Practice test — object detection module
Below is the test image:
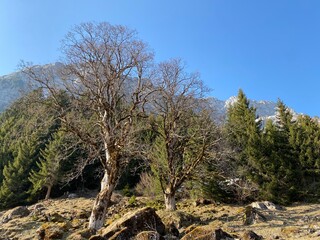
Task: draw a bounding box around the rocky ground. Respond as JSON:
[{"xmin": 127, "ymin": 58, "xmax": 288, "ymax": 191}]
[{"xmin": 0, "ymin": 192, "xmax": 320, "ymax": 239}]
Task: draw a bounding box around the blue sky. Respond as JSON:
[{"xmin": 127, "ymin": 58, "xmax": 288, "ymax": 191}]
[{"xmin": 1, "ymin": 0, "xmax": 320, "ymax": 116}]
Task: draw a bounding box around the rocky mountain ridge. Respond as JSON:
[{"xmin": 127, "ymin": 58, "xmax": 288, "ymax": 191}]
[{"xmin": 0, "ymin": 64, "xmax": 297, "ymax": 123}]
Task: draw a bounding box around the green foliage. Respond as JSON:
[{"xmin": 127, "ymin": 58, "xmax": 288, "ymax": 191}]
[
  {"xmin": 0, "ymin": 90, "xmax": 83, "ymax": 209},
  {"xmin": 220, "ymin": 89, "xmax": 262, "ymax": 202},
  {"xmin": 258, "ymin": 100, "xmax": 301, "ymax": 204},
  {"xmin": 122, "ymin": 184, "xmax": 134, "ymax": 197},
  {"xmin": 28, "ymin": 129, "xmax": 68, "ymax": 199},
  {"xmin": 135, "ymin": 172, "xmax": 162, "ymax": 198},
  {"xmin": 128, "ymin": 195, "xmax": 137, "ymax": 206},
  {"xmin": 0, "ymin": 140, "xmax": 37, "ymax": 208}
]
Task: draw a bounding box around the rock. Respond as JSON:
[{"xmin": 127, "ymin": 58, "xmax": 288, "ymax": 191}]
[
  {"xmin": 75, "ymin": 209, "xmax": 91, "ymax": 219},
  {"xmin": 242, "ymin": 230, "xmax": 262, "ymax": 240},
  {"xmin": 251, "ymin": 201, "xmax": 283, "ymax": 211},
  {"xmin": 243, "ymin": 206, "xmax": 267, "ymax": 225},
  {"xmin": 37, "ymin": 222, "xmax": 66, "ymax": 240},
  {"xmin": 181, "ymin": 227, "xmax": 235, "ymax": 240},
  {"xmin": 29, "ymin": 203, "xmax": 45, "ymax": 211},
  {"xmin": 1, "ymin": 206, "xmax": 30, "ymax": 223},
  {"xmin": 167, "ymin": 222, "xmax": 179, "ymax": 237},
  {"xmin": 263, "ymin": 201, "xmax": 283, "ymax": 210},
  {"xmin": 68, "ymin": 193, "xmax": 78, "ymax": 199},
  {"xmin": 163, "ymin": 235, "xmax": 179, "ymax": 240},
  {"xmin": 157, "ymin": 210, "xmax": 197, "ymax": 229},
  {"xmin": 67, "ymin": 229, "xmax": 96, "ymax": 240},
  {"xmin": 194, "ymin": 198, "xmax": 213, "ymax": 207},
  {"xmin": 111, "ymin": 192, "xmax": 123, "ymax": 204},
  {"xmin": 92, "ymin": 207, "xmax": 165, "ymax": 239},
  {"xmin": 135, "ymin": 231, "xmax": 162, "ymax": 240},
  {"xmin": 251, "ymin": 202, "xmax": 267, "ymax": 210},
  {"xmin": 47, "ymin": 212, "xmax": 66, "ymax": 222}
]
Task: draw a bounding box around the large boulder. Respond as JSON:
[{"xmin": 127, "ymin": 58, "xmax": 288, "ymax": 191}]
[
  {"xmin": 157, "ymin": 210, "xmax": 197, "ymax": 229},
  {"xmin": 37, "ymin": 222, "xmax": 69, "ymax": 240},
  {"xmin": 1, "ymin": 206, "xmax": 30, "ymax": 223},
  {"xmin": 181, "ymin": 227, "xmax": 235, "ymax": 240},
  {"xmin": 91, "ymin": 207, "xmax": 165, "ymax": 239}
]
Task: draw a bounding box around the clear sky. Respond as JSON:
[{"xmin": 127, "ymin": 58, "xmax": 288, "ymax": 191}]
[{"xmin": 1, "ymin": 0, "xmax": 320, "ymax": 116}]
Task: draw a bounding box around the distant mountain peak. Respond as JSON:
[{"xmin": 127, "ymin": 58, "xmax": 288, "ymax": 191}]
[
  {"xmin": 224, "ymin": 96, "xmax": 238, "ymax": 108},
  {"xmin": 0, "ymin": 64, "xmax": 301, "ymax": 124}
]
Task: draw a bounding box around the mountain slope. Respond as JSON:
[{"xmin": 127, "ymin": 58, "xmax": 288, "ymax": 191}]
[
  {"xmin": 0, "ymin": 71, "xmax": 27, "ymax": 112},
  {"xmin": 0, "ymin": 63, "xmax": 63, "ymax": 112},
  {"xmin": 0, "ymin": 64, "xmax": 296, "ymax": 122}
]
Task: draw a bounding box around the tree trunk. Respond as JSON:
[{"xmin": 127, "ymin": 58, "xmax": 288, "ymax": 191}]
[
  {"xmin": 45, "ymin": 185, "xmax": 52, "ymax": 200},
  {"xmin": 164, "ymin": 190, "xmax": 176, "ymax": 210},
  {"xmin": 88, "ymin": 170, "xmax": 115, "ymax": 230}
]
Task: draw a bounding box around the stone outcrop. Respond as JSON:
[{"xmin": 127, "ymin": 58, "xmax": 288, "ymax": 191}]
[
  {"xmin": 37, "ymin": 222, "xmax": 69, "ymax": 240},
  {"xmin": 243, "ymin": 206, "xmax": 267, "ymax": 225},
  {"xmin": 91, "ymin": 207, "xmax": 165, "ymax": 239},
  {"xmin": 1, "ymin": 206, "xmax": 30, "ymax": 223},
  {"xmin": 181, "ymin": 227, "xmax": 235, "ymax": 240},
  {"xmin": 251, "ymin": 201, "xmax": 283, "ymax": 211}
]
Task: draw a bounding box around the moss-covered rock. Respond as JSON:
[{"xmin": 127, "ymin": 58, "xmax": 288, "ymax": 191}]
[{"xmin": 92, "ymin": 207, "xmax": 165, "ymax": 239}]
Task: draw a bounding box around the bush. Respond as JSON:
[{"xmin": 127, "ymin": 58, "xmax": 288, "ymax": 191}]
[
  {"xmin": 128, "ymin": 195, "xmax": 137, "ymax": 206},
  {"xmin": 135, "ymin": 172, "xmax": 162, "ymax": 198}
]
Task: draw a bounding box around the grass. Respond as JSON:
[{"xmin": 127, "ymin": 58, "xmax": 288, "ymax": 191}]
[{"xmin": 0, "ymin": 193, "xmax": 320, "ymax": 239}]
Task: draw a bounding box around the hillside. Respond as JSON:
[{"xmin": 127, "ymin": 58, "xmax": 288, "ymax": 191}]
[
  {"xmin": 0, "ymin": 63, "xmax": 62, "ymax": 112},
  {"xmin": 0, "ymin": 193, "xmax": 320, "ymax": 239},
  {"xmin": 0, "ymin": 71, "xmax": 27, "ymax": 112}
]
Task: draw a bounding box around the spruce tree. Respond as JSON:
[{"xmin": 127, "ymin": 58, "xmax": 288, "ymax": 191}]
[
  {"xmin": 290, "ymin": 115, "xmax": 320, "ymax": 200},
  {"xmin": 29, "ymin": 129, "xmax": 67, "ymax": 200},
  {"xmin": 224, "ymin": 89, "xmax": 262, "ymax": 201},
  {"xmin": 260, "ymin": 100, "xmax": 300, "ymax": 204},
  {"xmin": 0, "ymin": 140, "xmax": 37, "ymax": 208}
]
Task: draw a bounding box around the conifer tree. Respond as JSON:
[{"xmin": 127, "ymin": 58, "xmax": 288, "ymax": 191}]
[
  {"xmin": 260, "ymin": 100, "xmax": 300, "ymax": 204},
  {"xmin": 290, "ymin": 115, "xmax": 320, "ymax": 199},
  {"xmin": 29, "ymin": 129, "xmax": 68, "ymax": 200},
  {"xmin": 0, "ymin": 140, "xmax": 37, "ymax": 208},
  {"xmin": 223, "ymin": 89, "xmax": 262, "ymax": 201}
]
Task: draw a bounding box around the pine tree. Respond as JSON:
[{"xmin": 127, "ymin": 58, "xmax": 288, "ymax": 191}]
[
  {"xmin": 223, "ymin": 89, "xmax": 262, "ymax": 201},
  {"xmin": 0, "ymin": 140, "xmax": 37, "ymax": 208},
  {"xmin": 260, "ymin": 100, "xmax": 300, "ymax": 204},
  {"xmin": 290, "ymin": 115, "xmax": 320, "ymax": 200},
  {"xmin": 29, "ymin": 129, "xmax": 67, "ymax": 200}
]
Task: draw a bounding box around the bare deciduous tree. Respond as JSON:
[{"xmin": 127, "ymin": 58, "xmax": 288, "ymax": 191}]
[
  {"xmin": 149, "ymin": 59, "xmax": 220, "ymax": 210},
  {"xmin": 23, "ymin": 22, "xmax": 154, "ymax": 230}
]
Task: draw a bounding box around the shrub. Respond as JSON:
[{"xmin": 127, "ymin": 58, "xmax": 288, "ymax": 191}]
[{"xmin": 135, "ymin": 172, "xmax": 162, "ymax": 198}]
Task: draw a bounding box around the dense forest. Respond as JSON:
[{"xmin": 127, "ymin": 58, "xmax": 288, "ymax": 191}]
[
  {"xmin": 0, "ymin": 22, "xmax": 320, "ymax": 230},
  {"xmin": 1, "ymin": 88, "xmax": 319, "ymax": 208}
]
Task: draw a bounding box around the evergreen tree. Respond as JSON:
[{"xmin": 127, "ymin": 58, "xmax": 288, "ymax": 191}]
[
  {"xmin": 0, "ymin": 140, "xmax": 37, "ymax": 208},
  {"xmin": 223, "ymin": 89, "xmax": 262, "ymax": 202},
  {"xmin": 260, "ymin": 100, "xmax": 300, "ymax": 204},
  {"xmin": 290, "ymin": 115, "xmax": 320, "ymax": 200},
  {"xmin": 29, "ymin": 129, "xmax": 68, "ymax": 200}
]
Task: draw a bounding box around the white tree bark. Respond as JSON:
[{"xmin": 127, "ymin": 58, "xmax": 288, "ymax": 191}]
[
  {"xmin": 88, "ymin": 169, "xmax": 115, "ymax": 230},
  {"xmin": 164, "ymin": 189, "xmax": 176, "ymax": 210}
]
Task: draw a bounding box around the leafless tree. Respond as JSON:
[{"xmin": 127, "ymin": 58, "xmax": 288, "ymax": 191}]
[
  {"xmin": 22, "ymin": 22, "xmax": 154, "ymax": 230},
  {"xmin": 149, "ymin": 59, "xmax": 220, "ymax": 210}
]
